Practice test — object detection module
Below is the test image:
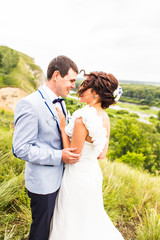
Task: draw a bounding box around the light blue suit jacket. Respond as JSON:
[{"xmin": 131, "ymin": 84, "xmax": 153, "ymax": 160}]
[{"xmin": 12, "ymin": 85, "xmax": 66, "ymax": 194}]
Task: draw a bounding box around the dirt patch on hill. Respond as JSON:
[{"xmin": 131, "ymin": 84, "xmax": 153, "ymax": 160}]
[{"xmin": 0, "ymin": 87, "xmax": 28, "ymax": 112}]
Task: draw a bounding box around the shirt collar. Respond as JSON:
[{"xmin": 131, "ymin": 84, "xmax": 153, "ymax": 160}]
[{"xmin": 42, "ymin": 83, "xmax": 59, "ymax": 102}]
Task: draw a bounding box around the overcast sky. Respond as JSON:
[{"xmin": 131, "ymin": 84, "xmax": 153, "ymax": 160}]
[{"xmin": 0, "ymin": 0, "xmax": 160, "ymax": 82}]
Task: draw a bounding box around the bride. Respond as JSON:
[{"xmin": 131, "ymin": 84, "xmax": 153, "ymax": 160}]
[{"xmin": 49, "ymin": 71, "xmax": 124, "ymax": 240}]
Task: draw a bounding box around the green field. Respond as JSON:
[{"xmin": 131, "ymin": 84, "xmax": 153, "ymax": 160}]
[{"xmin": 0, "ymin": 97, "xmax": 160, "ymax": 239}]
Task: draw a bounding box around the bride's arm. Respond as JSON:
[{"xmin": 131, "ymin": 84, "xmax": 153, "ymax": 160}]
[
  {"xmin": 56, "ymin": 108, "xmax": 88, "ymax": 153},
  {"xmin": 70, "ymin": 118, "xmax": 88, "ymax": 154}
]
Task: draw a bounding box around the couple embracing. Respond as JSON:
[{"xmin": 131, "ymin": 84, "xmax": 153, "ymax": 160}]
[{"xmin": 12, "ymin": 56, "xmax": 124, "ymax": 240}]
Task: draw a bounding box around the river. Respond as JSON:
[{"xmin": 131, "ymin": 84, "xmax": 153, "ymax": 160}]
[{"xmin": 68, "ymin": 93, "xmax": 158, "ymax": 125}]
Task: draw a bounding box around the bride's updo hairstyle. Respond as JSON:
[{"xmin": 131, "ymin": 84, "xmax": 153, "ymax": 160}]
[{"xmin": 78, "ymin": 71, "xmax": 119, "ymax": 109}]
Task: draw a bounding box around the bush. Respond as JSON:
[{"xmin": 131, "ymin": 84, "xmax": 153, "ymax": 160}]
[
  {"xmin": 156, "ymin": 123, "xmax": 160, "ymax": 133},
  {"xmin": 0, "ymin": 46, "xmax": 19, "ymax": 74},
  {"xmin": 108, "ymin": 113, "xmax": 114, "ymax": 118},
  {"xmin": 0, "ymin": 109, "xmax": 5, "ymax": 115},
  {"xmin": 118, "ymin": 151, "xmax": 146, "ymax": 168},
  {"xmin": 2, "ymin": 75, "xmax": 17, "ymax": 86},
  {"xmin": 149, "ymin": 116, "xmax": 155, "ymax": 119},
  {"xmin": 129, "ymin": 113, "xmax": 139, "ymax": 118},
  {"xmin": 116, "ymin": 110, "xmax": 129, "ymax": 114},
  {"xmin": 140, "ymin": 99, "xmax": 149, "ymax": 105},
  {"xmin": 140, "ymin": 106, "xmax": 150, "ymax": 110}
]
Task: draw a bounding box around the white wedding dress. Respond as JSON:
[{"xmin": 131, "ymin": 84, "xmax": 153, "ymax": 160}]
[{"xmin": 49, "ymin": 105, "xmax": 124, "ymax": 240}]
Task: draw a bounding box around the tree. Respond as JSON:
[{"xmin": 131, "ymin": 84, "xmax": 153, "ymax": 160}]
[
  {"xmin": 0, "ymin": 46, "xmax": 19, "ymax": 73},
  {"xmin": 108, "ymin": 119, "xmax": 148, "ymax": 159},
  {"xmin": 146, "ymin": 94, "xmax": 153, "ymax": 104},
  {"xmin": 108, "ymin": 118, "xmax": 158, "ymax": 172},
  {"xmin": 118, "ymin": 151, "xmax": 146, "ymax": 168}
]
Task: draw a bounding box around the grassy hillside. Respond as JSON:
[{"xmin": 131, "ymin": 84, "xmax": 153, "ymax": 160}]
[
  {"xmin": 0, "ymin": 113, "xmax": 160, "ymax": 239},
  {"xmin": 100, "ymin": 160, "xmax": 160, "ymax": 240},
  {"xmin": 0, "ymin": 96, "xmax": 160, "ymax": 239},
  {"xmin": 0, "ymin": 46, "xmax": 44, "ymax": 93}
]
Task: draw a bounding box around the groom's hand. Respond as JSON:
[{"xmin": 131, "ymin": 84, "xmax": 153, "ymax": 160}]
[{"xmin": 62, "ymin": 148, "xmax": 80, "ymax": 164}]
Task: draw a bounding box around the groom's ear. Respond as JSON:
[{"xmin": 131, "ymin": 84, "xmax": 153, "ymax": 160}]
[{"xmin": 52, "ymin": 70, "xmax": 61, "ymax": 82}]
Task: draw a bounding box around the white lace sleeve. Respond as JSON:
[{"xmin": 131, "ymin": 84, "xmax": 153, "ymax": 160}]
[
  {"xmin": 65, "ymin": 105, "xmax": 108, "ymax": 153},
  {"xmin": 65, "ymin": 108, "xmax": 82, "ymax": 137}
]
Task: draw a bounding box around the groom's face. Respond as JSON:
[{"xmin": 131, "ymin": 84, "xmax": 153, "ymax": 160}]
[{"xmin": 56, "ymin": 68, "xmax": 77, "ymax": 97}]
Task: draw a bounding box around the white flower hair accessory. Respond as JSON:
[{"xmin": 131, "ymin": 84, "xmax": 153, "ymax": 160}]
[{"xmin": 113, "ymin": 86, "xmax": 123, "ymax": 101}]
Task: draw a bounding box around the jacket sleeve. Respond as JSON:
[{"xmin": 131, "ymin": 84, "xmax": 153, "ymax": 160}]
[{"xmin": 12, "ymin": 99, "xmax": 62, "ymax": 166}]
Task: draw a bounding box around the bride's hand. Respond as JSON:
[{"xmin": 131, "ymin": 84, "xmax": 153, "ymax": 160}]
[{"xmin": 56, "ymin": 107, "xmax": 66, "ymax": 130}]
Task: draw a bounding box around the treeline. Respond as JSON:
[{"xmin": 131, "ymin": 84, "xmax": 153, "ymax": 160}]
[
  {"xmin": 0, "ymin": 46, "xmax": 19, "ymax": 74},
  {"xmin": 120, "ymin": 84, "xmax": 160, "ymax": 107},
  {"xmin": 108, "ymin": 117, "xmax": 160, "ymax": 173}
]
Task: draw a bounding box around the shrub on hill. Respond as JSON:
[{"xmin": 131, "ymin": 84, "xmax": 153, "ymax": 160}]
[
  {"xmin": 0, "ymin": 46, "xmax": 19, "ymax": 74},
  {"xmin": 0, "ymin": 46, "xmax": 44, "ymax": 93},
  {"xmin": 116, "ymin": 110, "xmax": 129, "ymax": 114}
]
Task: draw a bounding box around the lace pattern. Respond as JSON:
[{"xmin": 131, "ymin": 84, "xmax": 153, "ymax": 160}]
[{"xmin": 65, "ymin": 105, "xmax": 108, "ymax": 153}]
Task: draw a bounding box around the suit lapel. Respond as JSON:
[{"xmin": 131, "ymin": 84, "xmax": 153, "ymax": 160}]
[{"xmin": 38, "ymin": 86, "xmax": 61, "ymax": 129}]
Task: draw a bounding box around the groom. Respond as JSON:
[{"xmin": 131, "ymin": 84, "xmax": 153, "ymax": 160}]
[{"xmin": 12, "ymin": 55, "xmax": 80, "ymax": 240}]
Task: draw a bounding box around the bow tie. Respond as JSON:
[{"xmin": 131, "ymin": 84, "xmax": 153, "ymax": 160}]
[
  {"xmin": 52, "ymin": 98, "xmax": 66, "ymax": 118},
  {"xmin": 52, "ymin": 98, "xmax": 64, "ymax": 104}
]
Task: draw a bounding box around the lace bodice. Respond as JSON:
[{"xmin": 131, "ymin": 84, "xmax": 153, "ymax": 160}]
[{"xmin": 65, "ymin": 105, "xmax": 108, "ymax": 156}]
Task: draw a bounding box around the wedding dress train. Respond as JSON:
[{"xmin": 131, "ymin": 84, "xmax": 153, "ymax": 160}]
[{"xmin": 49, "ymin": 105, "xmax": 124, "ymax": 240}]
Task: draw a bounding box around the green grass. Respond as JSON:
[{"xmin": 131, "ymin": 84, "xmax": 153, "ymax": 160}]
[
  {"xmin": 136, "ymin": 207, "xmax": 160, "ymax": 240},
  {"xmin": 1, "ymin": 151, "xmax": 160, "ymax": 239},
  {"xmin": 0, "ymin": 110, "xmax": 30, "ymax": 239},
  {"xmin": 0, "ymin": 172, "xmax": 31, "ymax": 240},
  {"xmin": 117, "ymin": 102, "xmax": 159, "ymax": 115},
  {"xmin": 0, "ymin": 100, "xmax": 160, "ymax": 239},
  {"xmin": 99, "ymin": 159, "xmax": 160, "ymax": 240}
]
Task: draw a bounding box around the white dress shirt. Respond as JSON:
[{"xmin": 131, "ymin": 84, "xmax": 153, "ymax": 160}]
[{"xmin": 42, "ymin": 83, "xmax": 63, "ymax": 111}]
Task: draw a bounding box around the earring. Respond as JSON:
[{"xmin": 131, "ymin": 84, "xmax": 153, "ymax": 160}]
[{"xmin": 94, "ymin": 95, "xmax": 96, "ymax": 98}]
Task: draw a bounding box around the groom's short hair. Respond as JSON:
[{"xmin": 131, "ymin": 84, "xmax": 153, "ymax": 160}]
[{"xmin": 47, "ymin": 55, "xmax": 78, "ymax": 80}]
